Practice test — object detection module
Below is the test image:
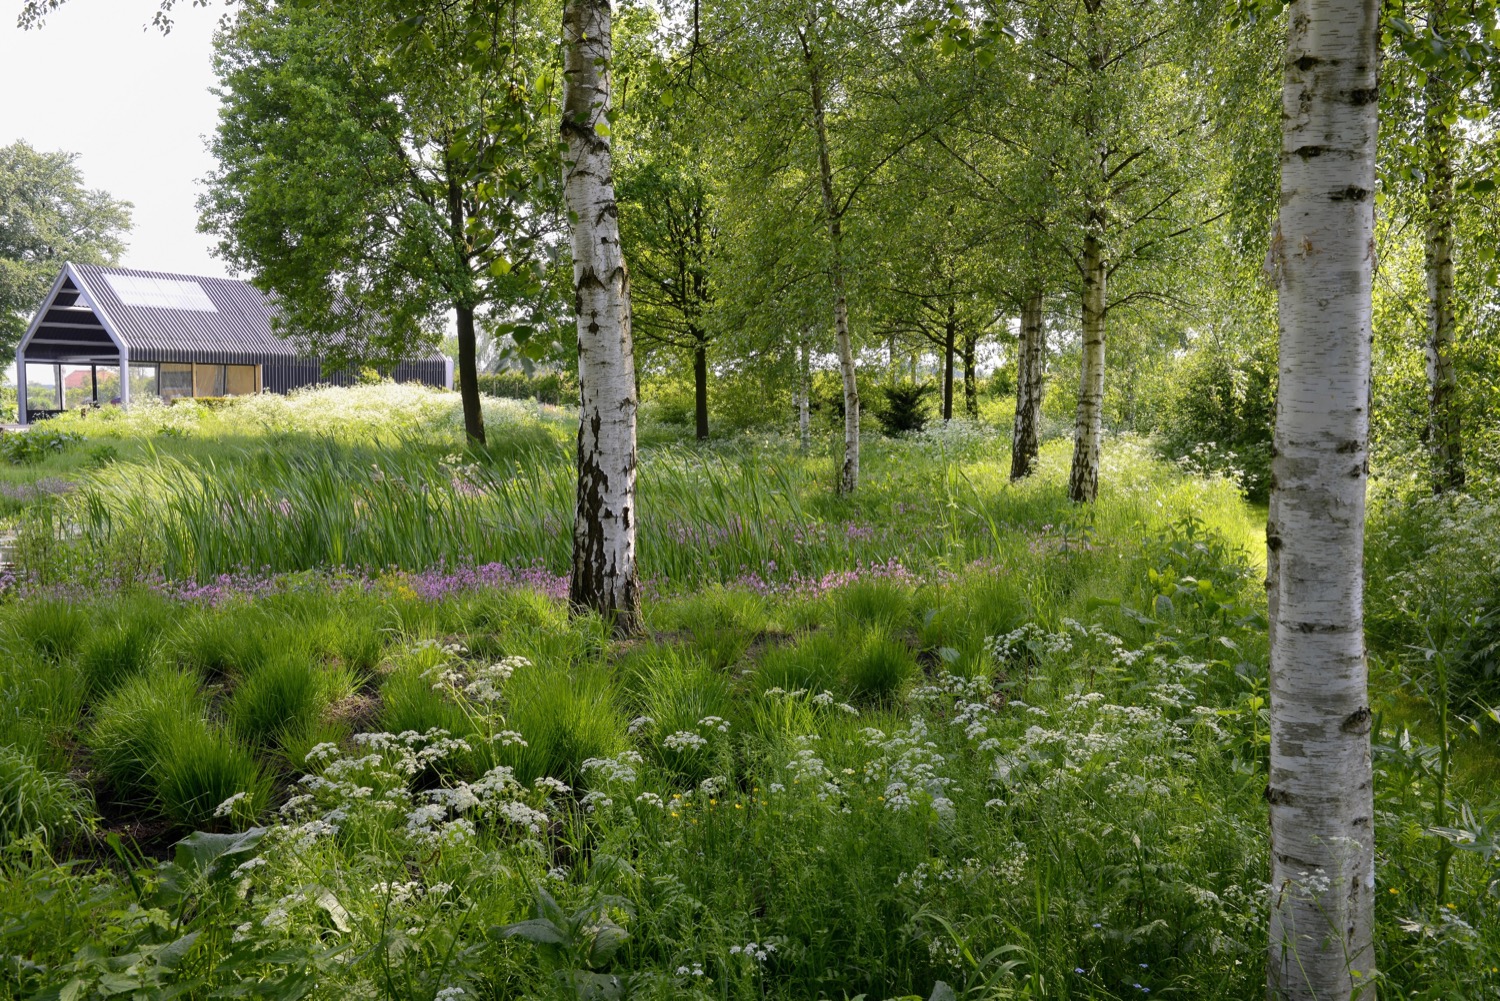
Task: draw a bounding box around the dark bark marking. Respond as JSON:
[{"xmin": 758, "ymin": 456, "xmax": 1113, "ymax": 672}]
[{"xmin": 1340, "ymin": 707, "xmax": 1372, "ymax": 734}]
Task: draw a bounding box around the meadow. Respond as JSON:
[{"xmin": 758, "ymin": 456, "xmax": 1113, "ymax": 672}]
[{"xmin": 0, "ymin": 385, "xmax": 1496, "ymax": 1000}]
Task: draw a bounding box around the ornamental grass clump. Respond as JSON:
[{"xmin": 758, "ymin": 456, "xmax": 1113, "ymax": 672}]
[
  {"xmin": 0, "ymin": 746, "xmax": 94, "ymax": 847},
  {"xmin": 226, "ymin": 651, "xmax": 357, "ymax": 749}
]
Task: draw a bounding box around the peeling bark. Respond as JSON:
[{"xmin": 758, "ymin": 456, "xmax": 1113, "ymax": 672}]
[
  {"xmin": 563, "ymin": 0, "xmax": 639, "ymax": 635},
  {"xmin": 1266, "ymin": 1, "xmax": 1379, "ymax": 996},
  {"xmin": 1011, "ymin": 290, "xmax": 1045, "ymax": 481}
]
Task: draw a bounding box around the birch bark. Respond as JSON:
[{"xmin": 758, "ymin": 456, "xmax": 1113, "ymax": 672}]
[
  {"xmin": 1422, "ymin": 9, "xmax": 1463, "ymax": 493},
  {"xmin": 804, "ymin": 37, "xmax": 860, "ymax": 494},
  {"xmin": 1266, "ymin": 0, "xmax": 1379, "ymax": 995},
  {"xmin": 1011, "ymin": 290, "xmax": 1045, "ymax": 481},
  {"xmin": 1067, "ymin": 224, "xmax": 1107, "ymax": 502},
  {"xmin": 563, "ymin": 0, "xmax": 640, "ymax": 635}
]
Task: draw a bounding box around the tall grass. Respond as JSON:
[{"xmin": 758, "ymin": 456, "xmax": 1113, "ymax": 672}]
[{"xmin": 60, "ymin": 433, "xmax": 1258, "ymax": 594}]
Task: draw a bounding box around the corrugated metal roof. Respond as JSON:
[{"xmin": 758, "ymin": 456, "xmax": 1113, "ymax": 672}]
[{"xmin": 69, "ymin": 264, "xmax": 443, "ymax": 364}]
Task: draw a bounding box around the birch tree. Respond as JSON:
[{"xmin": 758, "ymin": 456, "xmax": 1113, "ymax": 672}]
[
  {"xmin": 1265, "ymin": 0, "xmax": 1379, "ymax": 994},
  {"xmin": 1380, "ymin": 0, "xmax": 1500, "ymax": 492},
  {"xmin": 563, "ymin": 0, "xmax": 641, "ymax": 634},
  {"xmin": 1010, "ymin": 289, "xmax": 1046, "ymax": 479}
]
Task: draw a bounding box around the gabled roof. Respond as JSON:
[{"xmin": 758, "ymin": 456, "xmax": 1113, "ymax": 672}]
[
  {"xmin": 71, "ymin": 262, "xmax": 301, "ymax": 360},
  {"xmin": 18, "ymin": 263, "xmax": 443, "ymax": 367}
]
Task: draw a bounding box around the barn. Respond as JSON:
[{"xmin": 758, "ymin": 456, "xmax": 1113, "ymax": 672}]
[{"xmin": 16, "ymin": 262, "xmax": 452, "ymax": 422}]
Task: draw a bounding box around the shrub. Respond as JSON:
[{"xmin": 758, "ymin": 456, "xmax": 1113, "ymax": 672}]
[
  {"xmin": 875, "ymin": 382, "xmax": 935, "ymax": 437},
  {"xmin": 475, "ymin": 370, "xmax": 574, "ymax": 406},
  {"xmin": 0, "ymin": 427, "xmax": 83, "ymax": 465},
  {"xmin": 0, "ymin": 747, "xmax": 93, "ymax": 847}
]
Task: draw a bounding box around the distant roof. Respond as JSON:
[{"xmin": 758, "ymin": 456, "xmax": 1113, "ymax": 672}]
[{"xmin": 20, "ymin": 263, "xmax": 442, "ymax": 367}]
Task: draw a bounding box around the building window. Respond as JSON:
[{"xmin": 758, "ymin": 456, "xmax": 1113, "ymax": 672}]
[
  {"xmin": 130, "ymin": 364, "xmax": 159, "ymax": 400},
  {"xmin": 224, "ymin": 364, "xmax": 259, "ymax": 396},
  {"xmin": 160, "ymin": 363, "xmax": 194, "ymax": 401}
]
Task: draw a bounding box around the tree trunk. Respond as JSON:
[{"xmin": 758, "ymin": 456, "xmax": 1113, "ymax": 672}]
[
  {"xmin": 1266, "ymin": 1, "xmax": 1379, "ymax": 996},
  {"xmin": 454, "ymin": 304, "xmax": 486, "ymax": 445},
  {"xmin": 562, "ymin": 0, "xmax": 639, "ymax": 636},
  {"xmin": 798, "ymin": 335, "xmax": 811, "ymax": 451},
  {"xmin": 443, "ymin": 169, "xmax": 486, "ymax": 446},
  {"xmin": 692, "ymin": 332, "xmax": 709, "ymax": 441},
  {"xmin": 962, "ymin": 327, "xmax": 978, "ymax": 419},
  {"xmin": 1011, "ymin": 290, "xmax": 1045, "ymax": 481},
  {"xmin": 1067, "ymin": 223, "xmax": 1107, "ymax": 502},
  {"xmin": 942, "ymin": 304, "xmax": 956, "ymax": 421},
  {"xmin": 804, "ymin": 42, "xmax": 859, "ymax": 494},
  {"xmin": 1423, "ymin": 17, "xmax": 1463, "ymax": 493}
]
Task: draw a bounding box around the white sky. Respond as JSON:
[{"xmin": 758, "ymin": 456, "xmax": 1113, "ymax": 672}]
[{"xmin": 0, "ymin": 1, "xmax": 228, "ymax": 278}]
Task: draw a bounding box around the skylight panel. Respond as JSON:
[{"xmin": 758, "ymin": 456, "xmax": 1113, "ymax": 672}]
[{"xmin": 103, "ymin": 274, "xmax": 218, "ymax": 312}]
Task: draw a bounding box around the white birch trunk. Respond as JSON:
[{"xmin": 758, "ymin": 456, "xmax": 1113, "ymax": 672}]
[
  {"xmin": 1067, "ymin": 225, "xmax": 1107, "ymax": 503},
  {"xmin": 803, "ymin": 37, "xmax": 859, "ymax": 494},
  {"xmin": 1267, "ymin": 0, "xmax": 1379, "ymax": 995},
  {"xmin": 562, "ymin": 0, "xmax": 639, "ymax": 635},
  {"xmin": 1422, "ymin": 12, "xmax": 1463, "ymax": 493},
  {"xmin": 1011, "ymin": 291, "xmax": 1046, "ymax": 481}
]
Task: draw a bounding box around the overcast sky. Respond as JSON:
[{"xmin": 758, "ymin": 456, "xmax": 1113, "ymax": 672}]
[{"xmin": 1, "ymin": 1, "xmax": 228, "ymax": 278}]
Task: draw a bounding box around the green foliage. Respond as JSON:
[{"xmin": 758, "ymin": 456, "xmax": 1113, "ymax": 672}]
[
  {"xmin": 503, "ymin": 661, "xmax": 629, "ymax": 785},
  {"xmin": 1150, "ymin": 340, "xmax": 1276, "ymax": 501},
  {"xmin": 476, "ymin": 370, "xmax": 574, "ymax": 406},
  {"xmin": 0, "ymin": 140, "xmax": 132, "ymax": 357},
  {"xmin": 153, "ymin": 724, "xmax": 270, "ymax": 830},
  {"xmin": 87, "ymin": 667, "xmax": 207, "ymax": 797},
  {"xmin": 0, "ymin": 427, "xmax": 84, "ymax": 465},
  {"xmin": 0, "ymin": 746, "xmax": 93, "ymax": 847},
  {"xmin": 841, "ymin": 628, "xmax": 918, "ymax": 703},
  {"xmin": 876, "ymin": 382, "xmax": 936, "ymax": 437},
  {"xmin": 226, "ymin": 651, "xmax": 354, "ymax": 748}
]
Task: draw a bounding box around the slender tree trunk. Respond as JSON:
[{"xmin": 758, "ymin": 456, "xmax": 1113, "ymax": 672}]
[
  {"xmin": 563, "ymin": 0, "xmax": 639, "ymax": 635},
  {"xmin": 1266, "ymin": 0, "xmax": 1379, "ymax": 996},
  {"xmin": 1068, "ymin": 224, "xmax": 1107, "ymax": 502},
  {"xmin": 692, "ymin": 330, "xmax": 709, "ymax": 441},
  {"xmin": 454, "ymin": 304, "xmax": 485, "ymax": 445},
  {"xmin": 1423, "ymin": 19, "xmax": 1463, "ymax": 493},
  {"xmin": 942, "ymin": 304, "xmax": 956, "ymax": 421},
  {"xmin": 888, "ymin": 331, "xmax": 898, "ymax": 386},
  {"xmin": 443, "ymin": 170, "xmax": 485, "ymax": 445},
  {"xmin": 962, "ymin": 328, "xmax": 978, "ymax": 419},
  {"xmin": 798, "ymin": 336, "xmax": 812, "ymax": 450},
  {"xmin": 804, "ymin": 41, "xmax": 859, "ymax": 494},
  {"xmin": 1012, "ymin": 290, "xmax": 1045, "ymax": 481}
]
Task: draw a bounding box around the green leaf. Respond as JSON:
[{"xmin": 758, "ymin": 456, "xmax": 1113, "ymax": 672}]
[
  {"xmin": 489, "ymin": 258, "xmax": 513, "ymax": 277},
  {"xmin": 495, "ymin": 918, "xmax": 569, "ymax": 947},
  {"xmin": 594, "ymin": 121, "xmax": 611, "ymax": 137},
  {"xmin": 928, "ymin": 983, "xmax": 958, "ymax": 1001}
]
